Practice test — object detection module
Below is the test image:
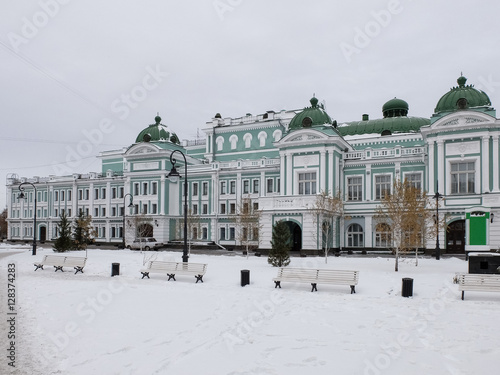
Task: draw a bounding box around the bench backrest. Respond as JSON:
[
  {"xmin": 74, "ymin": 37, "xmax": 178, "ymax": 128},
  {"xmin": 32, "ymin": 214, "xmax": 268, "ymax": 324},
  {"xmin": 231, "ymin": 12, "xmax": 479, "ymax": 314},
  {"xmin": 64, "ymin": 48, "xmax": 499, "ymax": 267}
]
[
  {"xmin": 147, "ymin": 261, "xmax": 207, "ymax": 274},
  {"xmin": 41, "ymin": 255, "xmax": 67, "ymax": 265},
  {"xmin": 459, "ymin": 273, "xmax": 500, "ymax": 288},
  {"xmin": 63, "ymin": 257, "xmax": 87, "ymax": 267},
  {"xmin": 40, "ymin": 255, "xmax": 86, "ymax": 267},
  {"xmin": 276, "ymin": 268, "xmax": 359, "ymax": 283}
]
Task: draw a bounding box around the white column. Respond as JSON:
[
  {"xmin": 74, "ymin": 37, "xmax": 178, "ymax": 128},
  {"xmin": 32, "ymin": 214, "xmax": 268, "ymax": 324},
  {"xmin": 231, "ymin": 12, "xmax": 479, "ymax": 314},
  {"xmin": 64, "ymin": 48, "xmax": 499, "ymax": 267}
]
[
  {"xmin": 365, "ymin": 215, "xmax": 372, "ymax": 248},
  {"xmin": 329, "ymin": 151, "xmax": 335, "ymax": 193},
  {"xmin": 483, "ymin": 137, "xmax": 490, "ymax": 193},
  {"xmin": 280, "ymin": 153, "xmax": 286, "ymax": 196},
  {"xmin": 159, "ymin": 176, "xmax": 165, "ymax": 214},
  {"xmin": 320, "ymin": 150, "xmax": 326, "ymax": 193},
  {"xmin": 493, "ymin": 135, "xmax": 499, "ymax": 192},
  {"xmin": 436, "ymin": 140, "xmax": 444, "ymax": 193},
  {"xmin": 286, "ymin": 153, "xmax": 293, "ymax": 195},
  {"xmin": 428, "ymin": 142, "xmax": 435, "ymax": 195}
]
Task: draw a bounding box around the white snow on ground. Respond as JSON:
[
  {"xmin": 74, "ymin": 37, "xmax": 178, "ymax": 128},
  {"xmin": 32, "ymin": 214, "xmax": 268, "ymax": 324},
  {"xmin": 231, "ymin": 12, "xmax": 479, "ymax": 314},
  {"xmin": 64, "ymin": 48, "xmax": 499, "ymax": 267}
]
[{"xmin": 1, "ymin": 244, "xmax": 499, "ymax": 375}]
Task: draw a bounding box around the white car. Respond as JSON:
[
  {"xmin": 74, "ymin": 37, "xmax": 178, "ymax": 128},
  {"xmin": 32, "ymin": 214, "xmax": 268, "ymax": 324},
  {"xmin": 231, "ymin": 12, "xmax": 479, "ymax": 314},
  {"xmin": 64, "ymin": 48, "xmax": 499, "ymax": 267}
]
[{"xmin": 127, "ymin": 238, "xmax": 162, "ymax": 251}]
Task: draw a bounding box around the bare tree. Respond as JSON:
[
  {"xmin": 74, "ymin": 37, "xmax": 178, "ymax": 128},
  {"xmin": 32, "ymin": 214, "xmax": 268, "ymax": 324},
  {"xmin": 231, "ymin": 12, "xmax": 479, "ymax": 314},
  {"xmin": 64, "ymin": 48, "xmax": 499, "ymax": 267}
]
[
  {"xmin": 375, "ymin": 179, "xmax": 435, "ymax": 271},
  {"xmin": 310, "ymin": 190, "xmax": 344, "ymax": 263},
  {"xmin": 233, "ymin": 196, "xmax": 262, "ymax": 258},
  {"xmin": 0, "ymin": 207, "xmax": 7, "ymax": 240},
  {"xmin": 132, "ymin": 213, "xmax": 153, "ymax": 252},
  {"xmin": 175, "ymin": 208, "xmax": 201, "ymax": 257}
]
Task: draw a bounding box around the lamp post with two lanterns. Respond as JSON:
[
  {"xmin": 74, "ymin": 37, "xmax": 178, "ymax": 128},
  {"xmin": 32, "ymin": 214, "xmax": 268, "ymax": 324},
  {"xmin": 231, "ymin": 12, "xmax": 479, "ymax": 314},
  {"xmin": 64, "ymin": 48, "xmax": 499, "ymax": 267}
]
[{"xmin": 18, "ymin": 182, "xmax": 37, "ymax": 256}]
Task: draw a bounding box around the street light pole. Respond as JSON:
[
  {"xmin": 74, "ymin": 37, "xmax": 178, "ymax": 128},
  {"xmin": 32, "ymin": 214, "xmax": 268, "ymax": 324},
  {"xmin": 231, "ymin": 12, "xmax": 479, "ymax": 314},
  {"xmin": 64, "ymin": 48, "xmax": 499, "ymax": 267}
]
[
  {"xmin": 167, "ymin": 150, "xmax": 189, "ymax": 263},
  {"xmin": 122, "ymin": 193, "xmax": 134, "ymax": 249},
  {"xmin": 18, "ymin": 182, "xmax": 37, "ymax": 256},
  {"xmin": 433, "ymin": 182, "xmax": 443, "ymax": 260}
]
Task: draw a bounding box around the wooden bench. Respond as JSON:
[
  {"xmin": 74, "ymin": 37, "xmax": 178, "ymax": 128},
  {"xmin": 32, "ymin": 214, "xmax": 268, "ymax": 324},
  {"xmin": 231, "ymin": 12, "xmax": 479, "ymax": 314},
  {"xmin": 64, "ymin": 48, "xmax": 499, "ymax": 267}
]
[
  {"xmin": 456, "ymin": 273, "xmax": 500, "ymax": 300},
  {"xmin": 140, "ymin": 261, "xmax": 207, "ymax": 283},
  {"xmin": 273, "ymin": 268, "xmax": 359, "ymax": 293},
  {"xmin": 34, "ymin": 255, "xmax": 87, "ymax": 274}
]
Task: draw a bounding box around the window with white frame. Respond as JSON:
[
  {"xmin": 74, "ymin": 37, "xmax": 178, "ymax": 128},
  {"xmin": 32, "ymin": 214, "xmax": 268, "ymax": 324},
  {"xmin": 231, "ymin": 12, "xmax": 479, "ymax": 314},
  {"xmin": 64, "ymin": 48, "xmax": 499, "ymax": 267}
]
[
  {"xmin": 142, "ymin": 183, "xmax": 148, "ymax": 195},
  {"xmin": 134, "ymin": 183, "xmax": 139, "ymax": 196},
  {"xmin": 243, "ymin": 133, "xmax": 252, "ymax": 148},
  {"xmin": 112, "ymin": 187, "xmax": 117, "ymax": 199},
  {"xmin": 347, "ymin": 176, "xmax": 363, "ymax": 201},
  {"xmin": 375, "ymin": 175, "xmax": 391, "ymax": 200},
  {"xmin": 258, "ymin": 131, "xmax": 267, "ymax": 147},
  {"xmin": 230, "ymin": 203, "xmax": 236, "ymax": 214},
  {"xmin": 229, "ymin": 134, "xmax": 238, "ymax": 150},
  {"xmin": 202, "ymin": 227, "xmax": 208, "ymax": 239},
  {"xmin": 298, "ymin": 172, "xmax": 316, "ymax": 195},
  {"xmin": 267, "ymin": 179, "xmax": 273, "ymax": 193},
  {"xmin": 220, "ymin": 203, "xmax": 226, "ymax": 214},
  {"xmin": 243, "ymin": 180, "xmax": 249, "ymax": 194},
  {"xmin": 202, "ymin": 204, "xmax": 208, "ymax": 215},
  {"xmin": 119, "ymin": 187, "xmax": 124, "ymax": 198},
  {"xmin": 220, "ymin": 181, "xmax": 226, "ymax": 195},
  {"xmin": 61, "ymin": 191, "xmax": 65, "ymax": 201},
  {"xmin": 152, "ymin": 182, "xmax": 158, "ymax": 195},
  {"xmin": 404, "ymin": 173, "xmax": 422, "ymax": 191},
  {"xmin": 347, "ymin": 224, "xmax": 364, "ymax": 247},
  {"xmin": 375, "ymin": 223, "xmax": 392, "ymax": 247},
  {"xmin": 151, "ymin": 204, "xmax": 157, "ymax": 214},
  {"xmin": 202, "ymin": 182, "xmax": 208, "ymax": 196},
  {"xmin": 253, "ymin": 179, "xmax": 259, "ymax": 193},
  {"xmin": 229, "ymin": 227, "xmax": 235, "ymax": 240},
  {"xmin": 216, "ymin": 136, "xmax": 224, "ymax": 151},
  {"xmin": 192, "ymin": 182, "xmax": 199, "ymax": 196},
  {"xmin": 230, "ymin": 181, "xmax": 236, "ymax": 194},
  {"xmin": 451, "ymin": 162, "xmax": 475, "ymax": 194},
  {"xmin": 220, "ymin": 227, "xmax": 226, "ymax": 240},
  {"xmin": 192, "ymin": 204, "xmax": 198, "ymax": 215}
]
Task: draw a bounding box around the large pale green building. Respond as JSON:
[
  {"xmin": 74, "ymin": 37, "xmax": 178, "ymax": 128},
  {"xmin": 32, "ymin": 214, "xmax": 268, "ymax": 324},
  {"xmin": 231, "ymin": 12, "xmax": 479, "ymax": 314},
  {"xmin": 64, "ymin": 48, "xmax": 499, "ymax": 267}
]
[{"xmin": 7, "ymin": 75, "xmax": 500, "ymax": 255}]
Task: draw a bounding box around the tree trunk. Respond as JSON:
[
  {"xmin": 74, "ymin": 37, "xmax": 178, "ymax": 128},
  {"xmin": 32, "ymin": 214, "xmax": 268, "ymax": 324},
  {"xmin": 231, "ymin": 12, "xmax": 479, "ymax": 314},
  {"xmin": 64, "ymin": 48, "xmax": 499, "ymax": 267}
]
[{"xmin": 395, "ymin": 248, "xmax": 399, "ymax": 272}]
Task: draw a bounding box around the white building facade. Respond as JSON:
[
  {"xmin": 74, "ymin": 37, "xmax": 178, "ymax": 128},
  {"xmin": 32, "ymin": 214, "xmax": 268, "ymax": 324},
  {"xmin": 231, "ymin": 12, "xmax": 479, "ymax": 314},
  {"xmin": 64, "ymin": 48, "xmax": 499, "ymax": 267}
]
[{"xmin": 7, "ymin": 75, "xmax": 500, "ymax": 255}]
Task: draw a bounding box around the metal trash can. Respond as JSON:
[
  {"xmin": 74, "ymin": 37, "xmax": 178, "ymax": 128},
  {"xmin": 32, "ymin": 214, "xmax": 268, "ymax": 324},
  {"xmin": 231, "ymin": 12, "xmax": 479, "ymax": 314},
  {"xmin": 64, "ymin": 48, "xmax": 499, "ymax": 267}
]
[
  {"xmin": 402, "ymin": 278, "xmax": 413, "ymax": 297},
  {"xmin": 241, "ymin": 269, "xmax": 250, "ymax": 287},
  {"xmin": 111, "ymin": 263, "xmax": 120, "ymax": 277}
]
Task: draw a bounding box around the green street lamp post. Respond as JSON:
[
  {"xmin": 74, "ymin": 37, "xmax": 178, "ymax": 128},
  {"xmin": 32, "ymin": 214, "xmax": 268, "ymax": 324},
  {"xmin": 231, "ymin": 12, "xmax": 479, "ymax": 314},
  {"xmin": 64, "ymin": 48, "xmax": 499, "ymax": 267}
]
[
  {"xmin": 18, "ymin": 182, "xmax": 37, "ymax": 256},
  {"xmin": 122, "ymin": 193, "xmax": 134, "ymax": 249}
]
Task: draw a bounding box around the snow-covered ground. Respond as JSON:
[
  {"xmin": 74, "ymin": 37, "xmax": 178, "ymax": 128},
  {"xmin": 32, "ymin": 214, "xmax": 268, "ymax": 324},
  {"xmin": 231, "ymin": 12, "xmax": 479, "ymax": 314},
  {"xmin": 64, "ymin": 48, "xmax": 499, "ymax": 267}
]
[{"xmin": 1, "ymin": 244, "xmax": 499, "ymax": 375}]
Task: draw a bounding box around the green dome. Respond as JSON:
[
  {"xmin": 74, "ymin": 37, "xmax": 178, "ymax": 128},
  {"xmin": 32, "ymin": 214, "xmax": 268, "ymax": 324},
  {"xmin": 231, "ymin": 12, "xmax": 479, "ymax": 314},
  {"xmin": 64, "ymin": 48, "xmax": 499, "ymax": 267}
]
[
  {"xmin": 434, "ymin": 75, "xmax": 491, "ymax": 113},
  {"xmin": 288, "ymin": 97, "xmax": 333, "ymax": 130},
  {"xmin": 339, "ymin": 116, "xmax": 430, "ymax": 137},
  {"xmin": 382, "ymin": 98, "xmax": 409, "ymax": 117},
  {"xmin": 135, "ymin": 115, "xmax": 180, "ymax": 144}
]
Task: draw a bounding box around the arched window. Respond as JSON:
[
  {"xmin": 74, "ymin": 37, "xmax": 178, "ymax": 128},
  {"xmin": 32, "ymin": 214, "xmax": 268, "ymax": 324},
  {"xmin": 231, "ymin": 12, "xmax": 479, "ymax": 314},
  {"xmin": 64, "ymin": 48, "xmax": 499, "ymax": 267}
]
[
  {"xmin": 375, "ymin": 223, "xmax": 392, "ymax": 247},
  {"xmin": 273, "ymin": 129, "xmax": 282, "ymax": 142},
  {"xmin": 229, "ymin": 134, "xmax": 238, "ymax": 150},
  {"xmin": 258, "ymin": 131, "xmax": 267, "ymax": 147},
  {"xmin": 243, "ymin": 133, "xmax": 252, "ymax": 148},
  {"xmin": 347, "ymin": 224, "xmax": 364, "ymax": 247},
  {"xmin": 216, "ymin": 136, "xmax": 224, "ymax": 151}
]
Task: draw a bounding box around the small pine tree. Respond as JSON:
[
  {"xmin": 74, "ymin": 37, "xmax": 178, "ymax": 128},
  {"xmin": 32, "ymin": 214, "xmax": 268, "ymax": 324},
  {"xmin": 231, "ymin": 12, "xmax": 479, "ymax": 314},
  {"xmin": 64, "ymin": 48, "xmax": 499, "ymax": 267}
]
[
  {"xmin": 73, "ymin": 211, "xmax": 95, "ymax": 250},
  {"xmin": 268, "ymin": 220, "xmax": 291, "ymax": 267},
  {"xmin": 53, "ymin": 211, "xmax": 74, "ymax": 252}
]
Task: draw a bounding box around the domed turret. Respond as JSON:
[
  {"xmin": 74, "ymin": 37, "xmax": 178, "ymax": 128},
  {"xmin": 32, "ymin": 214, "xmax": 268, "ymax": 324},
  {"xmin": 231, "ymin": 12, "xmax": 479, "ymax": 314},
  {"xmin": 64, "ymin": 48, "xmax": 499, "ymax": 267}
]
[
  {"xmin": 288, "ymin": 96, "xmax": 334, "ymax": 131},
  {"xmin": 382, "ymin": 98, "xmax": 409, "ymax": 117},
  {"xmin": 434, "ymin": 75, "xmax": 491, "ymax": 114},
  {"xmin": 135, "ymin": 115, "xmax": 180, "ymax": 144}
]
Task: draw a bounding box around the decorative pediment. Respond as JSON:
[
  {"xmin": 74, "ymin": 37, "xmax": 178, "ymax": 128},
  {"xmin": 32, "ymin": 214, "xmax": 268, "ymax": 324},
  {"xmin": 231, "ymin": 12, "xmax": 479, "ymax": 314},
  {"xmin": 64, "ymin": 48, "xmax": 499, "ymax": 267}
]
[
  {"xmin": 433, "ymin": 111, "xmax": 494, "ymax": 129},
  {"xmin": 126, "ymin": 143, "xmax": 161, "ymax": 156}
]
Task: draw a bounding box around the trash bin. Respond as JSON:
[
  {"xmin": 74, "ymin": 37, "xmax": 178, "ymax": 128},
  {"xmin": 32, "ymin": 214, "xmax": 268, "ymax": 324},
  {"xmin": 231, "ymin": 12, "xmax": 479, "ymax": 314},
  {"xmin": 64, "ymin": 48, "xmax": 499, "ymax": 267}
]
[
  {"xmin": 111, "ymin": 263, "xmax": 120, "ymax": 277},
  {"xmin": 402, "ymin": 278, "xmax": 413, "ymax": 297},
  {"xmin": 468, "ymin": 253, "xmax": 500, "ymax": 274},
  {"xmin": 241, "ymin": 269, "xmax": 250, "ymax": 287}
]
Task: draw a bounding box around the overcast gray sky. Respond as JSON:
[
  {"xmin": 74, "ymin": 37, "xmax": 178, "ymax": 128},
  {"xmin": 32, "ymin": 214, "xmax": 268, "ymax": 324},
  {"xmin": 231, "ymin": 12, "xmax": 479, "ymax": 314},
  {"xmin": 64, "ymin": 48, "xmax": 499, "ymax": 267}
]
[{"xmin": 1, "ymin": 0, "xmax": 499, "ymax": 210}]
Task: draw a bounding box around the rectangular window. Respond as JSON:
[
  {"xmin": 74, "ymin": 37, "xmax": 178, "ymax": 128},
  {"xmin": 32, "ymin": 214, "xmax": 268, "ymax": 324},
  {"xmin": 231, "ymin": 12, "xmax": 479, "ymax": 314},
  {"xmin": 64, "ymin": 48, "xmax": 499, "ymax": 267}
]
[
  {"xmin": 451, "ymin": 162, "xmax": 475, "ymax": 194},
  {"xmin": 61, "ymin": 191, "xmax": 65, "ymax": 201},
  {"xmin": 375, "ymin": 175, "xmax": 391, "ymax": 200},
  {"xmin": 230, "ymin": 181, "xmax": 236, "ymax": 194},
  {"xmin": 230, "ymin": 203, "xmax": 236, "ymax": 214},
  {"xmin": 54, "ymin": 191, "xmax": 59, "ymax": 201},
  {"xmin": 112, "ymin": 207, "xmax": 117, "ymax": 216},
  {"xmin": 112, "ymin": 187, "xmax": 117, "ymax": 199},
  {"xmin": 193, "ymin": 182, "xmax": 199, "ymax": 196},
  {"xmin": 67, "ymin": 190, "xmax": 72, "ymax": 201},
  {"xmin": 229, "ymin": 227, "xmax": 235, "ymax": 240},
  {"xmin": 252, "ymin": 227, "xmax": 259, "ymax": 241},
  {"xmin": 152, "ymin": 204, "xmax": 157, "ymax": 214},
  {"xmin": 192, "ymin": 227, "xmax": 198, "ymax": 240},
  {"xmin": 243, "ymin": 180, "xmax": 249, "ymax": 194},
  {"xmin": 134, "ymin": 204, "xmax": 139, "ymax": 214},
  {"xmin": 202, "ymin": 227, "xmax": 208, "ymax": 240},
  {"xmin": 111, "ymin": 227, "xmax": 116, "ymax": 238},
  {"xmin": 94, "ymin": 188, "xmax": 99, "ymax": 200},
  {"xmin": 220, "ymin": 227, "xmax": 226, "ymax": 240},
  {"xmin": 202, "ymin": 204, "xmax": 208, "ymax": 215},
  {"xmin": 152, "ymin": 182, "xmax": 158, "ymax": 195},
  {"xmin": 253, "ymin": 179, "xmax": 259, "ymax": 193},
  {"xmin": 193, "ymin": 204, "xmax": 198, "ymax": 215},
  {"xmin": 134, "ymin": 183, "xmax": 139, "ymax": 196},
  {"xmin": 85, "ymin": 189, "xmax": 89, "ymax": 200},
  {"xmin": 101, "ymin": 188, "xmax": 106, "ymax": 199},
  {"xmin": 119, "ymin": 187, "xmax": 124, "ymax": 198},
  {"xmin": 347, "ymin": 177, "xmax": 363, "ymax": 201},
  {"xmin": 220, "ymin": 181, "xmax": 226, "ymax": 195},
  {"xmin": 277, "ymin": 178, "xmax": 280, "ymax": 193},
  {"xmin": 405, "ymin": 173, "xmax": 422, "ymax": 191},
  {"xmin": 267, "ymin": 179, "xmax": 273, "ymax": 193},
  {"xmin": 253, "ymin": 202, "xmax": 258, "ymax": 211},
  {"xmin": 94, "ymin": 207, "xmax": 99, "ymax": 217},
  {"xmin": 142, "ymin": 204, "xmax": 148, "ymax": 214},
  {"xmin": 202, "ymin": 182, "xmax": 208, "ymax": 196},
  {"xmin": 143, "ymin": 183, "xmax": 148, "ymax": 195},
  {"xmin": 101, "ymin": 207, "xmax": 106, "ymax": 217},
  {"xmin": 220, "ymin": 203, "xmax": 226, "ymax": 214},
  {"xmin": 85, "ymin": 208, "xmax": 89, "ymax": 216},
  {"xmin": 298, "ymin": 172, "xmax": 316, "ymax": 195}
]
